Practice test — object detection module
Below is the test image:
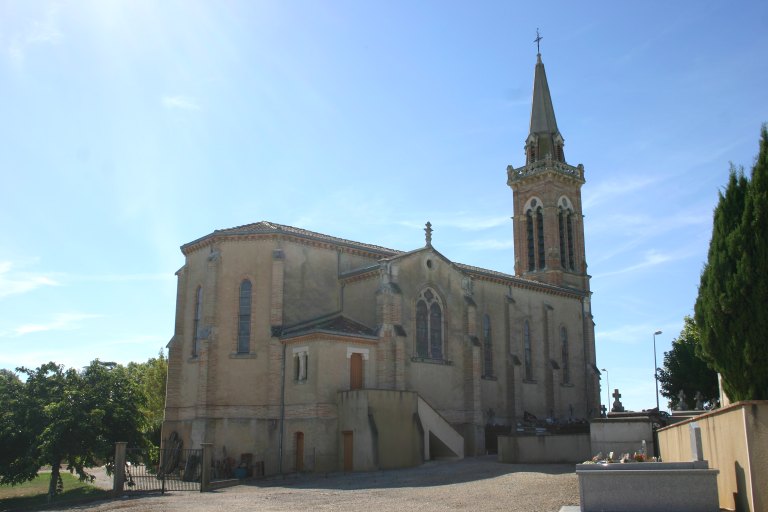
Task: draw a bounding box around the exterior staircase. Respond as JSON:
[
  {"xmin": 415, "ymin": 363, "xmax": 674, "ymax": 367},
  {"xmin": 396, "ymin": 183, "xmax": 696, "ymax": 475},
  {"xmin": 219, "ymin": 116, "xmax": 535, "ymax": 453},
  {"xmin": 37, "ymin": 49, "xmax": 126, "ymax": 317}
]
[{"xmin": 417, "ymin": 396, "xmax": 464, "ymax": 459}]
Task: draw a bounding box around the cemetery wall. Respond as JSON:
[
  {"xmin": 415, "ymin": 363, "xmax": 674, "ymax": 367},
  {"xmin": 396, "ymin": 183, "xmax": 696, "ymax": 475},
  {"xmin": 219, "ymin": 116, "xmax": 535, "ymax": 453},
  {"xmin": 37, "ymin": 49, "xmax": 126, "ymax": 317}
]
[
  {"xmin": 657, "ymin": 401, "xmax": 768, "ymax": 512},
  {"xmin": 497, "ymin": 433, "xmax": 590, "ymax": 463},
  {"xmin": 590, "ymin": 418, "xmax": 654, "ymax": 458}
]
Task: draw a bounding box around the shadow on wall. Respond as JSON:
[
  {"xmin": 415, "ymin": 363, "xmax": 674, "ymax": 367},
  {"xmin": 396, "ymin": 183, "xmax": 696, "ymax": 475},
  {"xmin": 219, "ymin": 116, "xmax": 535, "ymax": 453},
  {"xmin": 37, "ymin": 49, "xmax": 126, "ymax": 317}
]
[{"xmin": 734, "ymin": 461, "xmax": 748, "ymax": 512}]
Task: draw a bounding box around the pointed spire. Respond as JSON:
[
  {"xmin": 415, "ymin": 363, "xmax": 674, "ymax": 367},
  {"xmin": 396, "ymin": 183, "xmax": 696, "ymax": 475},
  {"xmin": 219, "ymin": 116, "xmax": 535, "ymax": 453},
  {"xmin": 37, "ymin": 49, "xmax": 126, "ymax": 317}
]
[
  {"xmin": 525, "ymin": 41, "xmax": 565, "ymax": 165},
  {"xmin": 530, "ymin": 54, "xmax": 559, "ymax": 137}
]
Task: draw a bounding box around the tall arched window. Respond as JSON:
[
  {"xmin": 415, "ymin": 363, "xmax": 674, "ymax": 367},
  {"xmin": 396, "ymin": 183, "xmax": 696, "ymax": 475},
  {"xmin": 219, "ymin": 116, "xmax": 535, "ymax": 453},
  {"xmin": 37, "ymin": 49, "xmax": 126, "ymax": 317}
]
[
  {"xmin": 558, "ymin": 197, "xmax": 576, "ymax": 271},
  {"xmin": 416, "ymin": 301, "xmax": 428, "ymax": 357},
  {"xmin": 523, "ymin": 320, "xmax": 532, "ymax": 380},
  {"xmin": 561, "ymin": 326, "xmax": 570, "ymax": 384},
  {"xmin": 237, "ymin": 279, "xmax": 252, "ymax": 354},
  {"xmin": 536, "ymin": 208, "xmax": 545, "ymax": 268},
  {"xmin": 482, "ymin": 314, "xmax": 493, "ymax": 377},
  {"xmin": 429, "ymin": 303, "xmax": 443, "ymax": 359},
  {"xmin": 192, "ymin": 286, "xmax": 203, "ymax": 357},
  {"xmin": 415, "ymin": 288, "xmax": 443, "ymax": 360},
  {"xmin": 558, "ymin": 208, "xmax": 567, "ymax": 269},
  {"xmin": 526, "ymin": 210, "xmax": 535, "ymax": 272},
  {"xmin": 566, "ymin": 214, "xmax": 575, "ymax": 270}
]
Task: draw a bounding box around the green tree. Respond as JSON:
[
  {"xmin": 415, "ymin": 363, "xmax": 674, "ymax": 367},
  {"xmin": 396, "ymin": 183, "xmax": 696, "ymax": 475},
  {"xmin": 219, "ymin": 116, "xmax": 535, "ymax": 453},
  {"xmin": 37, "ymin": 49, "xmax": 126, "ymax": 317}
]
[
  {"xmin": 127, "ymin": 350, "xmax": 168, "ymax": 446},
  {"xmin": 695, "ymin": 125, "xmax": 768, "ymax": 401},
  {"xmin": 0, "ymin": 369, "xmax": 39, "ymax": 485},
  {"xmin": 0, "ymin": 361, "xmax": 147, "ymax": 502},
  {"xmin": 655, "ymin": 317, "xmax": 718, "ymax": 410}
]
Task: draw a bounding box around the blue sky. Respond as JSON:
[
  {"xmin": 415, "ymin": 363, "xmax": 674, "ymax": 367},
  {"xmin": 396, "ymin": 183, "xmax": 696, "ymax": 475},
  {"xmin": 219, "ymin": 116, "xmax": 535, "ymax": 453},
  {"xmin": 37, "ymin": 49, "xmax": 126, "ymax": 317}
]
[{"xmin": 1, "ymin": 1, "xmax": 766, "ymax": 413}]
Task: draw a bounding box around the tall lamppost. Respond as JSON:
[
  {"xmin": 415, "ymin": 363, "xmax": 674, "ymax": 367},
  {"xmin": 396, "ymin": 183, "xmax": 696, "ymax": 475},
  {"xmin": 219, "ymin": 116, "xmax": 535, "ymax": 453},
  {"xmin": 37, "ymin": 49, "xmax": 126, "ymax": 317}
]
[
  {"xmin": 601, "ymin": 368, "xmax": 609, "ymax": 413},
  {"xmin": 653, "ymin": 330, "xmax": 662, "ymax": 411}
]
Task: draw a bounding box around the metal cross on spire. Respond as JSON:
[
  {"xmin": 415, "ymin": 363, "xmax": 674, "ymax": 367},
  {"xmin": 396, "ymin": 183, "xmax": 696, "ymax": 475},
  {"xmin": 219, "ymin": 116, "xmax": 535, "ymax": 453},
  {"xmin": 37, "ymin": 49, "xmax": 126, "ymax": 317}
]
[{"xmin": 534, "ymin": 28, "xmax": 543, "ymax": 54}]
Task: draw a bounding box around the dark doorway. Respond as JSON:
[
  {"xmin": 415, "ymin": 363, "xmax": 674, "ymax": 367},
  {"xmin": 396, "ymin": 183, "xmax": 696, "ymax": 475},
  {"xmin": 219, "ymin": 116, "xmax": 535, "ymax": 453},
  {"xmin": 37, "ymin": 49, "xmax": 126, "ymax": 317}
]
[
  {"xmin": 350, "ymin": 353, "xmax": 363, "ymax": 390},
  {"xmin": 342, "ymin": 431, "xmax": 353, "ymax": 471},
  {"xmin": 485, "ymin": 424, "xmax": 512, "ymax": 454},
  {"xmin": 295, "ymin": 432, "xmax": 304, "ymax": 472}
]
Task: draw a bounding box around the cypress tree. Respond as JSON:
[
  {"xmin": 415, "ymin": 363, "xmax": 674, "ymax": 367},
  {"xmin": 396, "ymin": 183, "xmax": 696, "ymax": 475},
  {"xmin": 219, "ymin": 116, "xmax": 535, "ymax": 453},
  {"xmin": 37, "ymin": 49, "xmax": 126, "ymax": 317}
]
[{"xmin": 695, "ymin": 125, "xmax": 768, "ymax": 401}]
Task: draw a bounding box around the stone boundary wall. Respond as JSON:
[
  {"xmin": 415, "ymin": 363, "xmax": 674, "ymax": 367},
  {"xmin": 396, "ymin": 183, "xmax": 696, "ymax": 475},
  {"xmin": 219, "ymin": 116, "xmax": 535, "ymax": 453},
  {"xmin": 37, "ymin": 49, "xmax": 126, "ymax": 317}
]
[
  {"xmin": 497, "ymin": 433, "xmax": 590, "ymax": 463},
  {"xmin": 657, "ymin": 401, "xmax": 768, "ymax": 512}
]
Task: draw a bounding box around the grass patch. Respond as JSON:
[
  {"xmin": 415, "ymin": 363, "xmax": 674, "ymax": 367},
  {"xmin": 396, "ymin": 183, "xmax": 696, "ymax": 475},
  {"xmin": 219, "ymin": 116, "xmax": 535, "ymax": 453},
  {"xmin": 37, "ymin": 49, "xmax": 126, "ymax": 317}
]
[{"xmin": 0, "ymin": 472, "xmax": 108, "ymax": 511}]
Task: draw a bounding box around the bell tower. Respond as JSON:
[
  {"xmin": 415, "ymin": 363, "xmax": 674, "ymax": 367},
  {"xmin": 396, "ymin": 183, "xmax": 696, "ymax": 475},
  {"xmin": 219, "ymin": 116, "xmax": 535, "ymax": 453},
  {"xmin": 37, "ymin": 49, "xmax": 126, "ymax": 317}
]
[{"xmin": 507, "ymin": 49, "xmax": 589, "ymax": 291}]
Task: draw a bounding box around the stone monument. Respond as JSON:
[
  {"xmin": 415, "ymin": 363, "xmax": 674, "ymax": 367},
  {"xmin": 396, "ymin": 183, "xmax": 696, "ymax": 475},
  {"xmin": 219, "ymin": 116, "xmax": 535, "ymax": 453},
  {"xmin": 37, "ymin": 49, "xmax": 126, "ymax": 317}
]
[{"xmin": 611, "ymin": 388, "xmax": 625, "ymax": 413}]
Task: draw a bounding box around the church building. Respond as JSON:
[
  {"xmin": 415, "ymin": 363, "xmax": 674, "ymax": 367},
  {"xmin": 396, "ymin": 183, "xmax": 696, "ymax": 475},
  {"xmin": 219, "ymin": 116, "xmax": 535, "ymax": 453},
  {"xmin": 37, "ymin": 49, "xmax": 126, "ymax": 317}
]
[{"xmin": 162, "ymin": 51, "xmax": 600, "ymax": 474}]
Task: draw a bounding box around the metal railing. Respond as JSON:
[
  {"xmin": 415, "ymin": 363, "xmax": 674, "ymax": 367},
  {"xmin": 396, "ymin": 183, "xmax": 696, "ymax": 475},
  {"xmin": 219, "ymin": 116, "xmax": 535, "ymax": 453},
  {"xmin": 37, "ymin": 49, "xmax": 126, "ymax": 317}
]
[{"xmin": 123, "ymin": 447, "xmax": 202, "ymax": 493}]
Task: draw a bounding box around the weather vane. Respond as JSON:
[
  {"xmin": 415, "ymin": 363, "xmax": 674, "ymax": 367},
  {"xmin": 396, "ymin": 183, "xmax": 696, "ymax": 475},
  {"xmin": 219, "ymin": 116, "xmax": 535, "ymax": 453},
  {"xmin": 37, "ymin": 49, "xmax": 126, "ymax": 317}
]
[{"xmin": 534, "ymin": 28, "xmax": 543, "ymax": 54}]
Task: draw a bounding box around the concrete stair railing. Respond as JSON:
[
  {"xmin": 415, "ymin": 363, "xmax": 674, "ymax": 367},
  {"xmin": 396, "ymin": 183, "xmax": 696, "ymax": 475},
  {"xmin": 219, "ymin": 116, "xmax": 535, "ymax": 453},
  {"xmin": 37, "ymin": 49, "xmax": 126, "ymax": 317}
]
[{"xmin": 417, "ymin": 396, "xmax": 464, "ymax": 460}]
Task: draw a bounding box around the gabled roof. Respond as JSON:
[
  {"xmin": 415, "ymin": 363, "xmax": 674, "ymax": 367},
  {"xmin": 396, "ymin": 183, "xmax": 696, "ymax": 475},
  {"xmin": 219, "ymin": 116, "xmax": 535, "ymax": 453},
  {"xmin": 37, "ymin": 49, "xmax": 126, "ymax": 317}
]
[
  {"xmin": 181, "ymin": 221, "xmax": 586, "ymax": 298},
  {"xmin": 182, "ymin": 220, "xmax": 404, "ymax": 257},
  {"xmin": 281, "ymin": 313, "xmax": 378, "ymax": 340}
]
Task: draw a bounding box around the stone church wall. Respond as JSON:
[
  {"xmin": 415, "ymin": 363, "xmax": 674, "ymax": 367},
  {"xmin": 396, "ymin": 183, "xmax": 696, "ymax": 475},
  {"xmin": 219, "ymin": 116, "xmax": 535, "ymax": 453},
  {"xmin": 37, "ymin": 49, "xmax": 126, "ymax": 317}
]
[{"xmin": 281, "ymin": 243, "xmax": 342, "ymax": 325}]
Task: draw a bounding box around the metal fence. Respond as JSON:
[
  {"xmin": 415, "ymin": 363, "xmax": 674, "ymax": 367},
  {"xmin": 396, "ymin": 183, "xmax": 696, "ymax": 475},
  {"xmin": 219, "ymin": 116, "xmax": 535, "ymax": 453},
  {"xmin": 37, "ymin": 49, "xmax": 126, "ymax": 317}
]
[{"xmin": 124, "ymin": 447, "xmax": 202, "ymax": 492}]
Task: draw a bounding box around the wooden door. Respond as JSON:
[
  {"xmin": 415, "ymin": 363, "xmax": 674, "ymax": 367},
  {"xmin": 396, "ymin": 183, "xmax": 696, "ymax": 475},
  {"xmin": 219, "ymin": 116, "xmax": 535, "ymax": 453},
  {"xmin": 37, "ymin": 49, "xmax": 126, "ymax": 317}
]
[
  {"xmin": 342, "ymin": 431, "xmax": 353, "ymax": 472},
  {"xmin": 350, "ymin": 353, "xmax": 363, "ymax": 390},
  {"xmin": 295, "ymin": 432, "xmax": 304, "ymax": 472}
]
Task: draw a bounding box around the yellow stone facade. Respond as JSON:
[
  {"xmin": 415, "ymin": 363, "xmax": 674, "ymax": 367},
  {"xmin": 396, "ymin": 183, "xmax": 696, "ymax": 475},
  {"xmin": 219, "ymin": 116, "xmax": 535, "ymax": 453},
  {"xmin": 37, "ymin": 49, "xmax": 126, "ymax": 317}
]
[{"xmin": 162, "ymin": 53, "xmax": 600, "ymax": 474}]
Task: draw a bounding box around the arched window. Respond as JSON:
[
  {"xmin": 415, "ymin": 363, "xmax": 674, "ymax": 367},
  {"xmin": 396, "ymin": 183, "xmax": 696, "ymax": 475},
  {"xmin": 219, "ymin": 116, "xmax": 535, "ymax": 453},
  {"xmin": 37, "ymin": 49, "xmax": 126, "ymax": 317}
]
[
  {"xmin": 482, "ymin": 314, "xmax": 493, "ymax": 377},
  {"xmin": 523, "ymin": 320, "xmax": 532, "ymax": 380},
  {"xmin": 237, "ymin": 279, "xmax": 252, "ymax": 354},
  {"xmin": 536, "ymin": 208, "xmax": 545, "ymax": 268},
  {"xmin": 558, "ymin": 197, "xmax": 576, "ymax": 271},
  {"xmin": 429, "ymin": 303, "xmax": 443, "ymax": 359},
  {"xmin": 416, "ymin": 301, "xmax": 428, "ymax": 357},
  {"xmin": 192, "ymin": 286, "xmax": 202, "ymax": 357},
  {"xmin": 561, "ymin": 326, "xmax": 570, "ymax": 384},
  {"xmin": 415, "ymin": 288, "xmax": 443, "ymax": 360},
  {"xmin": 526, "ymin": 210, "xmax": 535, "ymax": 272},
  {"xmin": 525, "ymin": 198, "xmax": 545, "ymax": 272},
  {"xmin": 558, "ymin": 208, "xmax": 567, "ymax": 269},
  {"xmin": 566, "ymin": 214, "xmax": 575, "ymax": 270}
]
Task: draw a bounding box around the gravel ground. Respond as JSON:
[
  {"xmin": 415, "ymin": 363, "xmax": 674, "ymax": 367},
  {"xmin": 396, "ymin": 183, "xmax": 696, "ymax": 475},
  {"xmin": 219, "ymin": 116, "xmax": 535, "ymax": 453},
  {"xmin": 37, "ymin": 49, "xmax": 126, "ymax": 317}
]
[{"xmin": 59, "ymin": 456, "xmax": 579, "ymax": 512}]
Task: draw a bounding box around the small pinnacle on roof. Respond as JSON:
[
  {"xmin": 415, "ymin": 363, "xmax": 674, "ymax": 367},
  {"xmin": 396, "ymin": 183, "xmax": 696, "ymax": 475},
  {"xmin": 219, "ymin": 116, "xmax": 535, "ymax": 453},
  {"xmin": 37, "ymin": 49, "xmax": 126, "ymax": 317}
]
[{"xmin": 425, "ymin": 222, "xmax": 433, "ymax": 246}]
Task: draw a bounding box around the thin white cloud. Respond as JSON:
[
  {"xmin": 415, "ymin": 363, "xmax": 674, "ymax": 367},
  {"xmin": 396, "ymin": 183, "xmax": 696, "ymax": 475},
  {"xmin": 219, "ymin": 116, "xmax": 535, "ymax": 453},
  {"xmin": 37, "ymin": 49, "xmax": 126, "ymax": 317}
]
[
  {"xmin": 461, "ymin": 239, "xmax": 515, "ymax": 250},
  {"xmin": 399, "ymin": 214, "xmax": 510, "ymax": 232},
  {"xmin": 0, "ymin": 261, "xmax": 60, "ymax": 299},
  {"xmin": 593, "ymin": 248, "xmax": 692, "ymax": 279},
  {"xmin": 162, "ymin": 95, "xmax": 201, "ymax": 111},
  {"xmin": 582, "ymin": 176, "xmax": 660, "ymax": 209},
  {"xmin": 0, "ymin": 261, "xmax": 172, "ymax": 300},
  {"xmin": 596, "ymin": 322, "xmax": 661, "ymax": 345},
  {"xmin": 68, "ymin": 272, "xmax": 172, "ymax": 283},
  {"xmin": 104, "ymin": 334, "xmax": 166, "ymax": 347},
  {"xmin": 27, "ymin": 10, "xmax": 63, "ymax": 44},
  {"xmin": 587, "ymin": 209, "xmax": 710, "ymax": 238},
  {"xmin": 10, "ymin": 313, "xmax": 103, "ymax": 337},
  {"xmin": 6, "ymin": 4, "xmax": 62, "ymax": 63}
]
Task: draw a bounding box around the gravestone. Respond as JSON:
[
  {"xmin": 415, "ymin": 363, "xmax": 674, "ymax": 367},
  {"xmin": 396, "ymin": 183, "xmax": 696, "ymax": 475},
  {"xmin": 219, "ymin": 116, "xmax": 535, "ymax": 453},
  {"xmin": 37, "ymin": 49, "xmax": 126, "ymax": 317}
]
[
  {"xmin": 690, "ymin": 422, "xmax": 704, "ymax": 462},
  {"xmin": 611, "ymin": 388, "xmax": 625, "ymax": 413},
  {"xmin": 694, "ymin": 391, "xmax": 704, "ymax": 411},
  {"xmin": 676, "ymin": 389, "xmax": 687, "ymax": 411}
]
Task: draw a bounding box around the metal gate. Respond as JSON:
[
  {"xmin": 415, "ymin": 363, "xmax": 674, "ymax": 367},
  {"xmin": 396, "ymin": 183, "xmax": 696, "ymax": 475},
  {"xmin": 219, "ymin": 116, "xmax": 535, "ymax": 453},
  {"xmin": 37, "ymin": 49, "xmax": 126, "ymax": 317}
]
[{"xmin": 124, "ymin": 447, "xmax": 202, "ymax": 492}]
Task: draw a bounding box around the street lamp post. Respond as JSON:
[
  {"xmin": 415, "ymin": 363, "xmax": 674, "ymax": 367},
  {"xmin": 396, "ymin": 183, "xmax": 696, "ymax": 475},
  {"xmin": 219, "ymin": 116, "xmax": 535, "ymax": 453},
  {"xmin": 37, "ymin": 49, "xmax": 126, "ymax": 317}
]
[
  {"xmin": 601, "ymin": 368, "xmax": 609, "ymax": 413},
  {"xmin": 653, "ymin": 330, "xmax": 662, "ymax": 411}
]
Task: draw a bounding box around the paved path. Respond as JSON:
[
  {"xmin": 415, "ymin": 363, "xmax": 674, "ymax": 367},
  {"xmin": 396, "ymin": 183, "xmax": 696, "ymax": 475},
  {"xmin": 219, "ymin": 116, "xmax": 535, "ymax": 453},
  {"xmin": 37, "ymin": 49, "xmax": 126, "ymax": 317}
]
[{"xmin": 59, "ymin": 457, "xmax": 579, "ymax": 512}]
